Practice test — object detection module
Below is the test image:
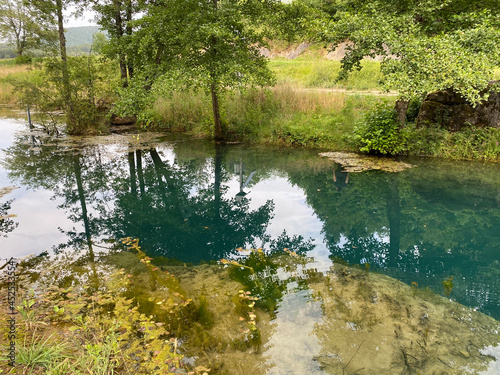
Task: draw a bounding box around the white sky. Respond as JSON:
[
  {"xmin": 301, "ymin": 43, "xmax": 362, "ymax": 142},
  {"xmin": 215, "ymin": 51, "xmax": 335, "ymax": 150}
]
[{"xmin": 64, "ymin": 6, "xmax": 98, "ymax": 28}]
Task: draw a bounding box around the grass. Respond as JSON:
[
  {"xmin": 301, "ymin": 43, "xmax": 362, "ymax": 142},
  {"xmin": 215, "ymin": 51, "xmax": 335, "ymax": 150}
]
[
  {"xmin": 269, "ymin": 58, "xmax": 383, "ymax": 90},
  {"xmin": 17, "ymin": 331, "xmax": 69, "ymax": 373},
  {"xmin": 0, "ymin": 58, "xmax": 17, "ymax": 66},
  {"xmin": 152, "ymin": 84, "xmax": 387, "ymax": 149},
  {"xmin": 0, "ymin": 249, "xmax": 185, "ymax": 375},
  {"xmin": 0, "ymin": 63, "xmax": 31, "ymax": 105}
]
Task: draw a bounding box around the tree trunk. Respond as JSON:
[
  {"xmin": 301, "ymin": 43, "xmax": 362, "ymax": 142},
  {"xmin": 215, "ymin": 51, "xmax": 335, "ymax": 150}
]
[
  {"xmin": 113, "ymin": 0, "xmax": 128, "ymax": 85},
  {"xmin": 211, "ymin": 82, "xmax": 223, "ymax": 141},
  {"xmin": 395, "ymin": 99, "xmax": 410, "ymax": 129},
  {"xmin": 55, "ymin": 0, "xmax": 74, "ymax": 125},
  {"xmin": 210, "ymin": 0, "xmax": 223, "ymax": 141},
  {"xmin": 15, "ymin": 32, "xmax": 22, "ymax": 57},
  {"xmin": 125, "ymin": 0, "xmax": 134, "ymax": 79}
]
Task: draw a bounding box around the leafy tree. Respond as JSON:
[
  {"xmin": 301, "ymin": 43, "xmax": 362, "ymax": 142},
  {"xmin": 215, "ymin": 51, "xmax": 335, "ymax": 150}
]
[
  {"xmin": 10, "ymin": 1, "xmax": 116, "ymax": 134},
  {"xmin": 320, "ymin": 0, "xmax": 500, "ymax": 126},
  {"xmin": 119, "ymin": 0, "xmax": 277, "ymax": 140},
  {"xmin": 0, "ymin": 0, "xmax": 56, "ymax": 57},
  {"xmin": 90, "ymin": 0, "xmax": 138, "ymax": 86}
]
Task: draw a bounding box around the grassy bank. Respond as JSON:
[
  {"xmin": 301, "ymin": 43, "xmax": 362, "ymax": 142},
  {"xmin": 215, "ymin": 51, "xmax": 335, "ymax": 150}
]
[
  {"xmin": 0, "ymin": 62, "xmax": 30, "ymax": 105},
  {"xmin": 3, "ymin": 55, "xmax": 500, "ymax": 161},
  {"xmin": 152, "ymin": 85, "xmax": 384, "ymax": 149}
]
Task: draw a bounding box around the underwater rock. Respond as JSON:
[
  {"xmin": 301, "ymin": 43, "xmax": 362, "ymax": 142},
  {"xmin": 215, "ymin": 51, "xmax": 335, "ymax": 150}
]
[{"xmin": 309, "ymin": 264, "xmax": 500, "ymax": 375}]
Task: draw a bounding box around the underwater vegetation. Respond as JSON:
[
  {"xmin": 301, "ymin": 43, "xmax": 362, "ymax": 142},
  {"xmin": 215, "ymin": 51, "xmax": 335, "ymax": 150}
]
[{"xmin": 1, "ymin": 240, "xmax": 499, "ymax": 374}]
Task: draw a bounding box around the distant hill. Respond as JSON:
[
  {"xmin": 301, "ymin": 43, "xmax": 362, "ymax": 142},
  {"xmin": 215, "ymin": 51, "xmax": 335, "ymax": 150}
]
[
  {"xmin": 65, "ymin": 26, "xmax": 101, "ymax": 48},
  {"xmin": 0, "ymin": 26, "xmax": 103, "ymax": 58}
]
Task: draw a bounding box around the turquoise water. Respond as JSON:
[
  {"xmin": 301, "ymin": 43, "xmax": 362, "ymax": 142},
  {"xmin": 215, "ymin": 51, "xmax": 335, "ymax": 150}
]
[{"xmin": 1, "ymin": 116, "xmax": 500, "ymax": 322}]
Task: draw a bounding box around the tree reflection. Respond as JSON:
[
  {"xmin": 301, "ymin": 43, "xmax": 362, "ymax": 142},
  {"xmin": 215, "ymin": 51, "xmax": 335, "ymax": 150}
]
[
  {"xmin": 4, "ymin": 136, "xmax": 278, "ymax": 264},
  {"xmin": 104, "ymin": 144, "xmax": 276, "ymax": 263},
  {"xmin": 287, "ymin": 161, "xmax": 500, "ymax": 318},
  {"xmin": 0, "ymin": 199, "xmax": 18, "ymax": 237}
]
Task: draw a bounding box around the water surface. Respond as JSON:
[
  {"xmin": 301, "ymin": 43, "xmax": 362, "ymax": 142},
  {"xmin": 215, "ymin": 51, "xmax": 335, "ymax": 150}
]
[{"xmin": 1, "ymin": 115, "xmax": 500, "ymax": 373}]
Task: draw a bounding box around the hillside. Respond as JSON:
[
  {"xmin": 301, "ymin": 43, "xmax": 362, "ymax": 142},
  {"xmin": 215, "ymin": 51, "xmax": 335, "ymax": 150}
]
[
  {"xmin": 65, "ymin": 26, "xmax": 101, "ymax": 48},
  {"xmin": 0, "ymin": 26, "xmax": 102, "ymax": 58}
]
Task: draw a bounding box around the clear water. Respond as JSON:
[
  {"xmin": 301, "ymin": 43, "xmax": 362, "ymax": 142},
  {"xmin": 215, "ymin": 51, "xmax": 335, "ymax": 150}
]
[
  {"xmin": 1, "ymin": 115, "xmax": 500, "ymax": 374},
  {"xmin": 1, "ymin": 116, "xmax": 500, "ymax": 319}
]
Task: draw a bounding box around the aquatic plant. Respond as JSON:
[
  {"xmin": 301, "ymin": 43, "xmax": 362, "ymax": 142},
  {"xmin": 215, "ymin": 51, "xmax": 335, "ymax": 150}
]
[{"xmin": 442, "ymin": 276, "xmax": 454, "ymax": 297}]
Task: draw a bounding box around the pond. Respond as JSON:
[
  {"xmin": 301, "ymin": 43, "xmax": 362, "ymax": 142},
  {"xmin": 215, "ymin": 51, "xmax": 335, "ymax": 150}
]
[{"xmin": 1, "ymin": 114, "xmax": 500, "ymax": 374}]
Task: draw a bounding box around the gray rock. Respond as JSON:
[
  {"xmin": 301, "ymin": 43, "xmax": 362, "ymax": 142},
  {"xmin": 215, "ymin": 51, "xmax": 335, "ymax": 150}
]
[
  {"xmin": 287, "ymin": 42, "xmax": 311, "ymax": 60},
  {"xmin": 416, "ymin": 82, "xmax": 500, "ymax": 130}
]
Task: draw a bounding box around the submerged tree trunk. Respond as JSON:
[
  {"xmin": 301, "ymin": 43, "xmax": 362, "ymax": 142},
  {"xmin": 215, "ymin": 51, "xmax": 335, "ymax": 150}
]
[
  {"xmin": 125, "ymin": 0, "xmax": 134, "ymax": 79},
  {"xmin": 211, "ymin": 82, "xmax": 223, "ymax": 141},
  {"xmin": 395, "ymin": 99, "xmax": 410, "ymax": 129},
  {"xmin": 209, "ymin": 0, "xmax": 224, "ymax": 142}
]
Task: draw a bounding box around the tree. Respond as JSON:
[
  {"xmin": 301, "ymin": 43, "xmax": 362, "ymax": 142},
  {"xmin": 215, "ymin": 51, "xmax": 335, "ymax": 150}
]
[
  {"xmin": 13, "ymin": 0, "xmax": 114, "ymax": 134},
  {"xmin": 91, "ymin": 0, "xmax": 138, "ymax": 86},
  {"xmin": 120, "ymin": 0, "xmax": 277, "ymax": 141},
  {"xmin": 320, "ymin": 0, "xmax": 500, "ymax": 126},
  {"xmin": 0, "ymin": 0, "xmax": 56, "ymax": 57}
]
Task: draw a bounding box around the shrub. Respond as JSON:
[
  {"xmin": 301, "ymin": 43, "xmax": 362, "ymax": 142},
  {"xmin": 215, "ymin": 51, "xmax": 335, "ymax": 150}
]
[
  {"xmin": 15, "ymin": 55, "xmax": 32, "ymax": 65},
  {"xmin": 354, "ymin": 101, "xmax": 405, "ymax": 155}
]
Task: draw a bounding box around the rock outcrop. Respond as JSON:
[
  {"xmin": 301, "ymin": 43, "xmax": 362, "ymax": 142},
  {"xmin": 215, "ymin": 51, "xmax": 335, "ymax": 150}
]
[
  {"xmin": 416, "ymin": 82, "xmax": 500, "ymax": 130},
  {"xmin": 110, "ymin": 114, "xmax": 136, "ymax": 125}
]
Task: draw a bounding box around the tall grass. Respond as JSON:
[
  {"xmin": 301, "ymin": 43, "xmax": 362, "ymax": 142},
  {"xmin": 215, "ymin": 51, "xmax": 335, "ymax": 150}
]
[
  {"xmin": 152, "ymin": 84, "xmax": 386, "ymax": 149},
  {"xmin": 0, "ymin": 63, "xmax": 31, "ymax": 104}
]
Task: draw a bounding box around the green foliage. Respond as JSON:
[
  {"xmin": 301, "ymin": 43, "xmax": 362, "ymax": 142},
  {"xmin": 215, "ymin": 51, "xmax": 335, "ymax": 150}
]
[
  {"xmin": 324, "ymin": 0, "xmax": 500, "ymax": 105},
  {"xmin": 14, "ymin": 54, "xmax": 32, "ymax": 65},
  {"xmin": 405, "ymin": 96, "xmax": 424, "ymax": 123},
  {"xmin": 402, "ymin": 123, "xmax": 446, "ymax": 156},
  {"xmin": 442, "ymin": 126, "xmax": 500, "ymax": 160},
  {"xmin": 13, "ymin": 56, "xmax": 116, "ymax": 135},
  {"xmin": 17, "ymin": 331, "xmax": 69, "ymax": 372},
  {"xmin": 0, "ymin": 0, "xmax": 57, "ymax": 57},
  {"xmin": 113, "ymin": 0, "xmax": 278, "ymax": 139},
  {"xmin": 354, "ymin": 101, "xmax": 405, "ymax": 155}
]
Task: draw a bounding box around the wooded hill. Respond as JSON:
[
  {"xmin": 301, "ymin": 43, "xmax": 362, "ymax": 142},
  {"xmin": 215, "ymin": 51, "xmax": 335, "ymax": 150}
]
[{"xmin": 0, "ymin": 26, "xmax": 102, "ymax": 58}]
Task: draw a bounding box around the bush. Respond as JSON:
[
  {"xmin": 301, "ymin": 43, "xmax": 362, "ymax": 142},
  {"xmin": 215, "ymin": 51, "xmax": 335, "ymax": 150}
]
[
  {"xmin": 354, "ymin": 101, "xmax": 405, "ymax": 155},
  {"xmin": 15, "ymin": 55, "xmax": 32, "ymax": 65}
]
